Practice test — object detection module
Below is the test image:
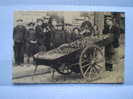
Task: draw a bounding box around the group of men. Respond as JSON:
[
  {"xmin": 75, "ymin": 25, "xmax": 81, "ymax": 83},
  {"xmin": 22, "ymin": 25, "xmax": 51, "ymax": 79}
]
[
  {"xmin": 13, "ymin": 15, "xmax": 121, "ymax": 72},
  {"xmin": 13, "ymin": 17, "xmax": 52, "ymax": 65}
]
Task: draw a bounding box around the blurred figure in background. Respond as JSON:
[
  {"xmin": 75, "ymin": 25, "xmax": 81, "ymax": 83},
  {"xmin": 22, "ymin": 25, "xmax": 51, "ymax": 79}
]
[
  {"xmin": 35, "ymin": 18, "xmax": 46, "ymax": 52},
  {"xmin": 41, "ymin": 16, "xmax": 51, "ymax": 51},
  {"xmin": 64, "ymin": 24, "xmax": 73, "ymax": 43},
  {"xmin": 48, "ymin": 18, "xmax": 58, "ymax": 48},
  {"xmin": 42, "ymin": 16, "xmax": 49, "ymax": 30},
  {"xmin": 13, "ymin": 19, "xmax": 26, "ymax": 66},
  {"xmin": 71, "ymin": 27, "xmax": 81, "ymax": 41}
]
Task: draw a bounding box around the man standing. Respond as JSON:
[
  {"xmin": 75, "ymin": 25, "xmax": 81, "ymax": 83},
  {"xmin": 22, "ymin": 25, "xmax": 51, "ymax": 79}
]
[
  {"xmin": 26, "ymin": 22, "xmax": 38, "ymax": 63},
  {"xmin": 103, "ymin": 16, "xmax": 120, "ymax": 71},
  {"xmin": 13, "ymin": 19, "xmax": 26, "ymax": 66},
  {"xmin": 42, "ymin": 16, "xmax": 51, "ymax": 51},
  {"xmin": 35, "ymin": 18, "xmax": 46, "ymax": 52},
  {"xmin": 48, "ymin": 18, "xmax": 57, "ymax": 48}
]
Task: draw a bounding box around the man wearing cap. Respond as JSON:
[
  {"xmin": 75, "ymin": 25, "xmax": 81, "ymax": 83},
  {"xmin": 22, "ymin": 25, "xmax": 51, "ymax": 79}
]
[
  {"xmin": 26, "ymin": 22, "xmax": 38, "ymax": 63},
  {"xmin": 13, "ymin": 19, "xmax": 26, "ymax": 65},
  {"xmin": 103, "ymin": 16, "xmax": 120, "ymax": 71}
]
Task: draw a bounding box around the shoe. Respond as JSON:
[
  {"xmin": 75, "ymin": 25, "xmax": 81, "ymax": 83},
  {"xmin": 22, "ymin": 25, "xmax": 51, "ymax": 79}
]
[
  {"xmin": 108, "ymin": 64, "xmax": 113, "ymax": 72},
  {"xmin": 105, "ymin": 63, "xmax": 113, "ymax": 71}
]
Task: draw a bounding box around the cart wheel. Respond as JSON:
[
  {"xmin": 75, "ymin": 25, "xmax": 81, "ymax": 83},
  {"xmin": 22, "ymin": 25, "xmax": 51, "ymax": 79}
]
[
  {"xmin": 55, "ymin": 63, "xmax": 72, "ymax": 75},
  {"xmin": 79, "ymin": 45, "xmax": 104, "ymax": 81}
]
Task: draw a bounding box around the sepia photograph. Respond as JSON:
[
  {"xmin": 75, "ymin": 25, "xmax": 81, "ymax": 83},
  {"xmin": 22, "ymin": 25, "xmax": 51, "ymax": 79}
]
[{"xmin": 12, "ymin": 11, "xmax": 125, "ymax": 83}]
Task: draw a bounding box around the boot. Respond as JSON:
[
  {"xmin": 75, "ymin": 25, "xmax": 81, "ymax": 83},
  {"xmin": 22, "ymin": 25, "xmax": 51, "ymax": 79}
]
[
  {"xmin": 108, "ymin": 64, "xmax": 113, "ymax": 71},
  {"xmin": 105, "ymin": 63, "xmax": 113, "ymax": 71}
]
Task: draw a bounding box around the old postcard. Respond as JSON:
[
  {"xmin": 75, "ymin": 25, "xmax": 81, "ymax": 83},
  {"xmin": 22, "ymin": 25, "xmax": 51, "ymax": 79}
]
[{"xmin": 13, "ymin": 11, "xmax": 125, "ymax": 83}]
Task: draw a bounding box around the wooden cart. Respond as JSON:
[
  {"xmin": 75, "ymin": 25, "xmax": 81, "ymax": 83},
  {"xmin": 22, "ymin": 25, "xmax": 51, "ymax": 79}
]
[{"xmin": 33, "ymin": 34, "xmax": 114, "ymax": 81}]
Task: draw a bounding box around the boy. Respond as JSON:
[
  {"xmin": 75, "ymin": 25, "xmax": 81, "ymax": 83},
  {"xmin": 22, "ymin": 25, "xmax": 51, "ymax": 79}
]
[
  {"xmin": 13, "ymin": 19, "xmax": 26, "ymax": 66},
  {"xmin": 26, "ymin": 22, "xmax": 38, "ymax": 63}
]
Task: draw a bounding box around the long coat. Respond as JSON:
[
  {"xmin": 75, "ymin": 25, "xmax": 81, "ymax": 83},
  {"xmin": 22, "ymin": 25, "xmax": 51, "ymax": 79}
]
[
  {"xmin": 35, "ymin": 25, "xmax": 46, "ymax": 51},
  {"xmin": 13, "ymin": 25, "xmax": 26, "ymax": 64},
  {"xmin": 103, "ymin": 25, "xmax": 120, "ymax": 64},
  {"xmin": 26, "ymin": 28, "xmax": 37, "ymax": 42},
  {"xmin": 13, "ymin": 25, "xmax": 26, "ymax": 43},
  {"xmin": 26, "ymin": 28, "xmax": 38, "ymax": 56},
  {"xmin": 35, "ymin": 25, "xmax": 46, "ymax": 45},
  {"xmin": 103, "ymin": 25, "xmax": 120, "ymax": 48}
]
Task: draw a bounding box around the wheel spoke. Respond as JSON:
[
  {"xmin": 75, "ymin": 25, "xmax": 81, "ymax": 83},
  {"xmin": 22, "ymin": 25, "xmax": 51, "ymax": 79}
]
[
  {"xmin": 93, "ymin": 66, "xmax": 100, "ymax": 73},
  {"xmin": 84, "ymin": 65, "xmax": 92, "ymax": 76},
  {"xmin": 87, "ymin": 67, "xmax": 93, "ymax": 79},
  {"xmin": 81, "ymin": 59, "xmax": 91, "ymax": 67},
  {"xmin": 90, "ymin": 69, "xmax": 96, "ymax": 79},
  {"xmin": 93, "ymin": 67, "xmax": 98, "ymax": 79},
  {"xmin": 95, "ymin": 64, "xmax": 103, "ymax": 70},
  {"xmin": 93, "ymin": 56, "xmax": 103, "ymax": 62},
  {"xmin": 81, "ymin": 63, "xmax": 90, "ymax": 68},
  {"xmin": 92, "ymin": 67, "xmax": 97, "ymax": 73},
  {"xmin": 94, "ymin": 59, "xmax": 104, "ymax": 64},
  {"xmin": 89, "ymin": 67, "xmax": 99, "ymax": 80}
]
